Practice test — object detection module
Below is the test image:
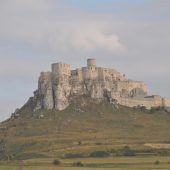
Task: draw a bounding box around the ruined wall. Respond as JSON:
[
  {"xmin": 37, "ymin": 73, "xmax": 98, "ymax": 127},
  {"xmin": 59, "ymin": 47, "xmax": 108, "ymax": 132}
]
[
  {"xmin": 162, "ymin": 98, "xmax": 170, "ymax": 107},
  {"xmin": 116, "ymin": 81, "xmax": 147, "ymax": 96},
  {"xmin": 118, "ymin": 95, "xmax": 163, "ymax": 109},
  {"xmin": 33, "ymin": 59, "xmax": 170, "ymax": 111}
]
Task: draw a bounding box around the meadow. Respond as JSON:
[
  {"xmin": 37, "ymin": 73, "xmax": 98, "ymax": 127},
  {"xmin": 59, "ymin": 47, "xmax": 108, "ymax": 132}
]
[
  {"xmin": 1, "ymin": 97, "xmax": 170, "ymax": 169},
  {"xmin": 1, "ymin": 156, "xmax": 170, "ymax": 170}
]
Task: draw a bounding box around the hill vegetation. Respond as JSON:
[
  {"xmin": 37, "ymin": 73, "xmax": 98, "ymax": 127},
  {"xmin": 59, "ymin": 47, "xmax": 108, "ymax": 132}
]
[{"xmin": 1, "ymin": 96, "xmax": 170, "ymax": 161}]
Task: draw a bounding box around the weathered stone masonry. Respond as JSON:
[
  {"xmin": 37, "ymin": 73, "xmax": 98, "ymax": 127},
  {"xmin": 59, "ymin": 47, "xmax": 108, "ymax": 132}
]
[{"xmin": 32, "ymin": 59, "xmax": 170, "ymax": 111}]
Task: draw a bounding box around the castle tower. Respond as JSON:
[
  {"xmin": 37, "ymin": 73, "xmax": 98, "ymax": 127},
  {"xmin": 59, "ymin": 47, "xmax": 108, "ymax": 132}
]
[
  {"xmin": 51, "ymin": 62, "xmax": 71, "ymax": 76},
  {"xmin": 84, "ymin": 58, "xmax": 98, "ymax": 79},
  {"xmin": 87, "ymin": 58, "xmax": 96, "ymax": 68}
]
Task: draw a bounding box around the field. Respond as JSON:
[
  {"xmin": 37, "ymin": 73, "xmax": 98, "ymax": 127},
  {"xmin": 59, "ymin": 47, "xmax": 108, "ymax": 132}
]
[{"xmin": 1, "ymin": 156, "xmax": 170, "ymax": 170}]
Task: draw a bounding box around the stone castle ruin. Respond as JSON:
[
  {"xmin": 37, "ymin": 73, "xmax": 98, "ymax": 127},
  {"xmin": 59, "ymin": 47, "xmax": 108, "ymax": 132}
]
[{"xmin": 31, "ymin": 59, "xmax": 170, "ymax": 111}]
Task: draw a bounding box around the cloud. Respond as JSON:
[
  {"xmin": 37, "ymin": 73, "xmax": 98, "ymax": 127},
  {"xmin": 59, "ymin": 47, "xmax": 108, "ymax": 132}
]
[
  {"xmin": 0, "ymin": 0, "xmax": 126, "ymax": 56},
  {"xmin": 0, "ymin": 56, "xmax": 45, "ymax": 80},
  {"xmin": 46, "ymin": 28, "xmax": 126, "ymax": 54},
  {"xmin": 0, "ymin": 0, "xmax": 52, "ymax": 11}
]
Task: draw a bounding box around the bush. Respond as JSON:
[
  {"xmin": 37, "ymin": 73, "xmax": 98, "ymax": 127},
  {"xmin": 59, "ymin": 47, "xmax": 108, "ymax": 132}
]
[
  {"xmin": 73, "ymin": 161, "xmax": 83, "ymax": 167},
  {"xmin": 154, "ymin": 160, "xmax": 160, "ymax": 165},
  {"xmin": 123, "ymin": 146, "xmax": 136, "ymax": 156},
  {"xmin": 53, "ymin": 159, "xmax": 61, "ymax": 165},
  {"xmin": 63, "ymin": 153, "xmax": 85, "ymax": 158},
  {"xmin": 90, "ymin": 151, "xmax": 110, "ymax": 157},
  {"xmin": 116, "ymin": 146, "xmax": 136, "ymax": 156},
  {"xmin": 95, "ymin": 142, "xmax": 102, "ymax": 145}
]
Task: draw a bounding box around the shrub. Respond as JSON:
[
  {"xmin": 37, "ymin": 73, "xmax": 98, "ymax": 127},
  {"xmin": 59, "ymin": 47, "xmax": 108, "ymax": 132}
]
[
  {"xmin": 53, "ymin": 159, "xmax": 61, "ymax": 165},
  {"xmin": 64, "ymin": 153, "xmax": 84, "ymax": 158},
  {"xmin": 123, "ymin": 146, "xmax": 136, "ymax": 156},
  {"xmin": 116, "ymin": 146, "xmax": 136, "ymax": 156},
  {"xmin": 73, "ymin": 161, "xmax": 83, "ymax": 167},
  {"xmin": 95, "ymin": 142, "xmax": 102, "ymax": 145},
  {"xmin": 90, "ymin": 151, "xmax": 110, "ymax": 157},
  {"xmin": 154, "ymin": 160, "xmax": 160, "ymax": 165}
]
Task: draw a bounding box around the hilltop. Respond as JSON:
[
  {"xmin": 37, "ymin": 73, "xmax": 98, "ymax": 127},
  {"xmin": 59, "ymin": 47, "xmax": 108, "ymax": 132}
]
[
  {"xmin": 30, "ymin": 58, "xmax": 170, "ymax": 113},
  {"xmin": 1, "ymin": 96, "xmax": 170, "ymax": 160}
]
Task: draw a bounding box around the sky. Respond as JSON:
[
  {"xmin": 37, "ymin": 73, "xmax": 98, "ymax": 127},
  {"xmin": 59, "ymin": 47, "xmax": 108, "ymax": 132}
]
[{"xmin": 0, "ymin": 0, "xmax": 170, "ymax": 121}]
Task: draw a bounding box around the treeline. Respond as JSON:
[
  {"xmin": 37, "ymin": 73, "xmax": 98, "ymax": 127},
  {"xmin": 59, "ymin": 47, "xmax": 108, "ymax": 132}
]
[{"xmin": 62, "ymin": 146, "xmax": 170, "ymax": 159}]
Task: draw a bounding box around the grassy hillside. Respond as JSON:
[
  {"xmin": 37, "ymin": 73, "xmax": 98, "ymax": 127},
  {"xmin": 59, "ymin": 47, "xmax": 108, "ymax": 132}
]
[{"xmin": 1, "ymin": 96, "xmax": 170, "ymax": 160}]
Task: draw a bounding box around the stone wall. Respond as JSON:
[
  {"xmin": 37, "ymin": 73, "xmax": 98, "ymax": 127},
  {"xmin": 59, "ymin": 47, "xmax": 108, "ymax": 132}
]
[
  {"xmin": 162, "ymin": 97, "xmax": 170, "ymax": 107},
  {"xmin": 118, "ymin": 96, "xmax": 163, "ymax": 109}
]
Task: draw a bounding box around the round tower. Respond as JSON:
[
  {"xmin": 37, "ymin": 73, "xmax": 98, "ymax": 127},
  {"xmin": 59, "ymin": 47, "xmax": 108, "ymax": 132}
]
[
  {"xmin": 51, "ymin": 62, "xmax": 71, "ymax": 76},
  {"xmin": 87, "ymin": 58, "xmax": 96, "ymax": 68}
]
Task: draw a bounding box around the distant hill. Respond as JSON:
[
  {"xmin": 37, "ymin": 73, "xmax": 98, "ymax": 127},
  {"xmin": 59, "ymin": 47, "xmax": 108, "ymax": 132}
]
[{"xmin": 0, "ymin": 96, "xmax": 170, "ymax": 160}]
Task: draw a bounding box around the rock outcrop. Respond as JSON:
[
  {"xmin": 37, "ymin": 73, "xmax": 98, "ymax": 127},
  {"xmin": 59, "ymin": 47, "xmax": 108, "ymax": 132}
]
[{"xmin": 30, "ymin": 59, "xmax": 170, "ymax": 111}]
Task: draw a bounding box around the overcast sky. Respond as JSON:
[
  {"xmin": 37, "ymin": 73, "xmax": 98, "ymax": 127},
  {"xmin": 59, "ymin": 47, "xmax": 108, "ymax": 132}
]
[{"xmin": 0, "ymin": 0, "xmax": 170, "ymax": 121}]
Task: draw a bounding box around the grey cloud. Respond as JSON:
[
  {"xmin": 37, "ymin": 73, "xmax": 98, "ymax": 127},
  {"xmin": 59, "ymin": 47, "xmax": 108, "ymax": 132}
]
[
  {"xmin": 0, "ymin": 0, "xmax": 170, "ymax": 121},
  {"xmin": 0, "ymin": 56, "xmax": 47, "ymax": 80},
  {"xmin": 0, "ymin": 0, "xmax": 126, "ymax": 56}
]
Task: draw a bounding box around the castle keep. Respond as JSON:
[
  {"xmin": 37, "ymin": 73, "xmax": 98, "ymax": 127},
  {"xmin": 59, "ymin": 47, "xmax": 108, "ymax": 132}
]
[{"xmin": 32, "ymin": 59, "xmax": 170, "ymax": 111}]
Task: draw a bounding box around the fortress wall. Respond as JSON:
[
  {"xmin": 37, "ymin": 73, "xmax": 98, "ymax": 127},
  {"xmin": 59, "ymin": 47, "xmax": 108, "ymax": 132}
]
[
  {"xmin": 97, "ymin": 67, "xmax": 105, "ymax": 80},
  {"xmin": 77, "ymin": 68, "xmax": 84, "ymax": 81},
  {"xmin": 144, "ymin": 96, "xmax": 163, "ymax": 106},
  {"xmin": 71, "ymin": 68, "xmax": 83, "ymax": 82},
  {"xmin": 70, "ymin": 65, "xmax": 126, "ymax": 82},
  {"xmin": 119, "ymin": 96, "xmax": 163, "ymax": 109},
  {"xmin": 107, "ymin": 69, "xmax": 126, "ymax": 81},
  {"xmin": 116, "ymin": 81, "xmax": 148, "ymax": 94},
  {"xmin": 96, "ymin": 68, "xmax": 126, "ymax": 82},
  {"xmin": 82, "ymin": 67, "xmax": 98, "ymax": 80},
  {"xmin": 162, "ymin": 97, "xmax": 170, "ymax": 107},
  {"xmin": 102, "ymin": 68, "xmax": 114, "ymax": 81},
  {"xmin": 88, "ymin": 67, "xmax": 98, "ymax": 79},
  {"xmin": 71, "ymin": 70, "xmax": 78, "ymax": 81},
  {"xmin": 51, "ymin": 63, "xmax": 71, "ymax": 76},
  {"xmin": 39, "ymin": 72, "xmax": 52, "ymax": 77}
]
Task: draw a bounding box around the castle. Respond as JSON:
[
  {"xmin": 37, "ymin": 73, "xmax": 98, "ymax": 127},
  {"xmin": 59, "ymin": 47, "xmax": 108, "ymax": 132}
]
[{"xmin": 32, "ymin": 59, "xmax": 170, "ymax": 111}]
